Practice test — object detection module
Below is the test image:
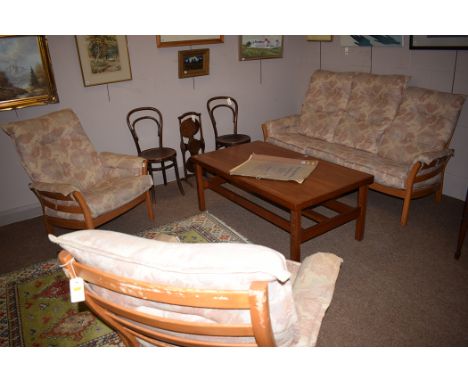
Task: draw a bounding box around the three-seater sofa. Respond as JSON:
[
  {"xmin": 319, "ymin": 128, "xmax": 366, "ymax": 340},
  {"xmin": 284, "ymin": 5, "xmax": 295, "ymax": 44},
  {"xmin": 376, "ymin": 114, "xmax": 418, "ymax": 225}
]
[{"xmin": 262, "ymin": 70, "xmax": 465, "ymax": 225}]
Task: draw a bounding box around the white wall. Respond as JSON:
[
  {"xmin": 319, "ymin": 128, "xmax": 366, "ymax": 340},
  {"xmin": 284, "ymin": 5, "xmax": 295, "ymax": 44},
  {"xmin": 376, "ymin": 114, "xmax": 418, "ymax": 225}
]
[{"xmin": 1, "ymin": 35, "xmax": 467, "ymax": 225}]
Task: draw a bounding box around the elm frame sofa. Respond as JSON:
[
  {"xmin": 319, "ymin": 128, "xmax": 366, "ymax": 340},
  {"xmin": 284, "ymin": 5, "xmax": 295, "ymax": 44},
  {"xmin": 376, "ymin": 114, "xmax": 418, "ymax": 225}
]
[{"xmin": 262, "ymin": 70, "xmax": 465, "ymax": 225}]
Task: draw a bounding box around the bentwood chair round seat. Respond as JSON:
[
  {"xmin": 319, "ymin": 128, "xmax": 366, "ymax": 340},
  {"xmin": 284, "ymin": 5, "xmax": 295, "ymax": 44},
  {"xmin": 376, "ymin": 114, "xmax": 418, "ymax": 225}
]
[
  {"xmin": 126, "ymin": 107, "xmax": 184, "ymax": 202},
  {"xmin": 207, "ymin": 96, "xmax": 251, "ymax": 150},
  {"xmin": 215, "ymin": 133, "xmax": 251, "ymax": 149}
]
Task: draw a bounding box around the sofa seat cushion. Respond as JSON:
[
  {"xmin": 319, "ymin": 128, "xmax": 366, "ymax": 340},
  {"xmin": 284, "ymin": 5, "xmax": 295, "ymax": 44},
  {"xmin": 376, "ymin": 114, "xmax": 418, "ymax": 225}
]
[
  {"xmin": 49, "ymin": 229, "xmax": 298, "ymax": 346},
  {"xmin": 332, "ymin": 73, "xmax": 409, "ymax": 154},
  {"xmin": 299, "ymin": 70, "xmax": 353, "ymax": 141},
  {"xmin": 378, "ymin": 87, "xmax": 465, "ymax": 164},
  {"xmin": 45, "ymin": 174, "xmax": 153, "ymax": 220},
  {"xmin": 268, "ymin": 133, "xmax": 440, "ymax": 189},
  {"xmin": 1, "ymin": 109, "xmax": 105, "ymax": 190}
]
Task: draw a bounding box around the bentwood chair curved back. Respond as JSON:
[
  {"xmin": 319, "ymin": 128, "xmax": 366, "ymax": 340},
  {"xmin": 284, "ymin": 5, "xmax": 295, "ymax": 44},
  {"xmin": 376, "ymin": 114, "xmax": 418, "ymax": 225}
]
[
  {"xmin": 126, "ymin": 107, "xmax": 184, "ymax": 201},
  {"xmin": 207, "ymin": 96, "xmax": 251, "ymax": 150}
]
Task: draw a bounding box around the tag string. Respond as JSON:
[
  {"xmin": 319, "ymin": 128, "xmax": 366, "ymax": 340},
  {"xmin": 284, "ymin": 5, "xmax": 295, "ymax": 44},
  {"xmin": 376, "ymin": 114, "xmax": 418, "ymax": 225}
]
[{"xmin": 59, "ymin": 256, "xmax": 77, "ymax": 278}]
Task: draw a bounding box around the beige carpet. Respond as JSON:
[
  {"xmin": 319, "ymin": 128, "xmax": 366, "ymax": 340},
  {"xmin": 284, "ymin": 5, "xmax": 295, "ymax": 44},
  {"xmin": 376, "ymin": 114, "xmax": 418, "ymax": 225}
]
[{"xmin": 1, "ymin": 180, "xmax": 467, "ymax": 346}]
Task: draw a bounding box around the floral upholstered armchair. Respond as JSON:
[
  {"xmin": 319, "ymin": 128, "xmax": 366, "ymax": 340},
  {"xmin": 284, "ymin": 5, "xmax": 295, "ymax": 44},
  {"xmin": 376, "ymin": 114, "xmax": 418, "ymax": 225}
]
[
  {"xmin": 1, "ymin": 109, "xmax": 154, "ymax": 233},
  {"xmin": 51, "ymin": 229, "xmax": 343, "ymax": 346}
]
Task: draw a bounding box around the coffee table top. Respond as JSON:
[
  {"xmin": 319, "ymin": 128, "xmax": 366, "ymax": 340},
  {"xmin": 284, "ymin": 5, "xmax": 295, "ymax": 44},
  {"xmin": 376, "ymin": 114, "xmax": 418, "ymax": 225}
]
[{"xmin": 193, "ymin": 141, "xmax": 374, "ymax": 208}]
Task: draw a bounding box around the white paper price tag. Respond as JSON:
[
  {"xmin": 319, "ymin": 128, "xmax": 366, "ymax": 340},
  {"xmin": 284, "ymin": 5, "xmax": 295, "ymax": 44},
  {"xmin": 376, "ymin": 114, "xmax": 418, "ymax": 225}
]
[{"xmin": 69, "ymin": 277, "xmax": 85, "ymax": 303}]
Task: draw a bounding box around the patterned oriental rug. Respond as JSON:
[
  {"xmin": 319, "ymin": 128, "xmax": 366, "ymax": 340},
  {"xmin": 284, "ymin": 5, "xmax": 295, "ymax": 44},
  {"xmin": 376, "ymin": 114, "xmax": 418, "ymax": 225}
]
[{"xmin": 0, "ymin": 212, "xmax": 248, "ymax": 347}]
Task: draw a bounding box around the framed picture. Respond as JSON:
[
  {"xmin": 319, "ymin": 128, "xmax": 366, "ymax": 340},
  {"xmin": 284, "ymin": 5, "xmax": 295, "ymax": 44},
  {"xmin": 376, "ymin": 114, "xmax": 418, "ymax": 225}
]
[
  {"xmin": 239, "ymin": 36, "xmax": 283, "ymax": 61},
  {"xmin": 410, "ymin": 36, "xmax": 468, "ymax": 50},
  {"xmin": 340, "ymin": 35, "xmax": 403, "ymax": 47},
  {"xmin": 75, "ymin": 35, "xmax": 132, "ymax": 87},
  {"xmin": 0, "ymin": 35, "xmax": 58, "ymax": 111},
  {"xmin": 306, "ymin": 35, "xmax": 333, "ymax": 42},
  {"xmin": 157, "ymin": 36, "xmax": 224, "ymax": 48},
  {"xmin": 178, "ymin": 49, "xmax": 210, "ymax": 79}
]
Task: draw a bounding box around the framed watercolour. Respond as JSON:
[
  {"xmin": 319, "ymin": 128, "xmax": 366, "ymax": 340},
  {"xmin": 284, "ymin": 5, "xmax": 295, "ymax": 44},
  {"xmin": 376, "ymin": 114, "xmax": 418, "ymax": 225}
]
[
  {"xmin": 0, "ymin": 35, "xmax": 58, "ymax": 111},
  {"xmin": 178, "ymin": 49, "xmax": 209, "ymax": 79},
  {"xmin": 340, "ymin": 35, "xmax": 403, "ymax": 47},
  {"xmin": 157, "ymin": 36, "xmax": 224, "ymax": 48},
  {"xmin": 239, "ymin": 36, "xmax": 283, "ymax": 61},
  {"xmin": 75, "ymin": 35, "xmax": 132, "ymax": 87},
  {"xmin": 410, "ymin": 36, "xmax": 468, "ymax": 50},
  {"xmin": 306, "ymin": 35, "xmax": 333, "ymax": 42}
]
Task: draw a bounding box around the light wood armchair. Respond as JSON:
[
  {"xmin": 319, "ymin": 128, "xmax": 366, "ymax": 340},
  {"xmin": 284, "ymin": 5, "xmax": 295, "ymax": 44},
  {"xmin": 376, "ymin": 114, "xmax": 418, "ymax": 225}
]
[
  {"xmin": 53, "ymin": 229, "xmax": 343, "ymax": 347},
  {"xmin": 1, "ymin": 109, "xmax": 154, "ymax": 233}
]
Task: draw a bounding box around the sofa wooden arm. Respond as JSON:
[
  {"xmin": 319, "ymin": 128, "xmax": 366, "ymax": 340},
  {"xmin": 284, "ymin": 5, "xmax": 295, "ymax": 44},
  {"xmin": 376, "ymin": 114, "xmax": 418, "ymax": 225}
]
[{"xmin": 261, "ymin": 115, "xmax": 300, "ymax": 140}]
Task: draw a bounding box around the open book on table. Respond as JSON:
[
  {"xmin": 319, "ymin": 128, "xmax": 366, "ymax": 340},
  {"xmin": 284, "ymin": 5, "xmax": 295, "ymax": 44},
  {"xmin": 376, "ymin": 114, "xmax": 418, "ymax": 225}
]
[{"xmin": 229, "ymin": 153, "xmax": 318, "ymax": 184}]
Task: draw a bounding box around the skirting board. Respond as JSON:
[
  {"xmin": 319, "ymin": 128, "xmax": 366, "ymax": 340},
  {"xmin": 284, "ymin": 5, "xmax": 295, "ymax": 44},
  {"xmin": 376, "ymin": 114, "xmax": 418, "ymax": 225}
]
[{"xmin": 0, "ymin": 203, "xmax": 42, "ymax": 227}]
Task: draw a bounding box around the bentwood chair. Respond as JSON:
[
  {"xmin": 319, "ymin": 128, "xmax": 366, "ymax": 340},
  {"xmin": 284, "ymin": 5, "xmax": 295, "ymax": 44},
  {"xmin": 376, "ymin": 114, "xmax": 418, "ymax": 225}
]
[
  {"xmin": 126, "ymin": 107, "xmax": 184, "ymax": 202},
  {"xmin": 207, "ymin": 96, "xmax": 251, "ymax": 150},
  {"xmin": 53, "ymin": 229, "xmax": 343, "ymax": 347},
  {"xmin": 178, "ymin": 111, "xmax": 205, "ymax": 183},
  {"xmin": 1, "ymin": 109, "xmax": 154, "ymax": 234}
]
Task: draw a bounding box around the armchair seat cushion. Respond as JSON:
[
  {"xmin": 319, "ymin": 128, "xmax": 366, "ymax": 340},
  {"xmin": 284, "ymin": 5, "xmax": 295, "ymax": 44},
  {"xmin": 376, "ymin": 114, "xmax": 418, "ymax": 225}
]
[{"xmin": 45, "ymin": 174, "xmax": 152, "ymax": 220}]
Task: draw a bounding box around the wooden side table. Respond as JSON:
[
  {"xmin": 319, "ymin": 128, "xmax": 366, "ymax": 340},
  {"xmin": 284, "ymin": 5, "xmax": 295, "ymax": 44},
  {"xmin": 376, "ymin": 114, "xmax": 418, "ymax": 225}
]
[{"xmin": 455, "ymin": 188, "xmax": 468, "ymax": 259}]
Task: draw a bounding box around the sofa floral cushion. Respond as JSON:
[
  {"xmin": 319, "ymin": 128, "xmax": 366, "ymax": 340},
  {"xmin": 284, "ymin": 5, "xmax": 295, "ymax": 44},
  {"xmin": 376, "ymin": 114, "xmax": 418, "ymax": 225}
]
[
  {"xmin": 299, "ymin": 70, "xmax": 354, "ymax": 141},
  {"xmin": 1, "ymin": 109, "xmax": 104, "ymax": 190},
  {"xmin": 332, "ymin": 73, "xmax": 409, "ymax": 154},
  {"xmin": 49, "ymin": 229, "xmax": 298, "ymax": 346},
  {"xmin": 267, "ymin": 132, "xmax": 441, "ymax": 189},
  {"xmin": 378, "ymin": 87, "xmax": 465, "ymax": 164}
]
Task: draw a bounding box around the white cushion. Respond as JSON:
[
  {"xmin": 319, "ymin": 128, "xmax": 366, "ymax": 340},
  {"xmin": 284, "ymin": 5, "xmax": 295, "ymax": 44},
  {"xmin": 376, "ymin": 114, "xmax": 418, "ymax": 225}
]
[{"xmin": 49, "ymin": 229, "xmax": 298, "ymax": 346}]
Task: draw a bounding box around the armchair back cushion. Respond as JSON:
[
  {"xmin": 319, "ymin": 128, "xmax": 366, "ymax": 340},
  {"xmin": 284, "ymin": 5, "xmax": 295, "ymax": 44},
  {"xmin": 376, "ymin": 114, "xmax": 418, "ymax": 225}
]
[
  {"xmin": 299, "ymin": 70, "xmax": 353, "ymax": 141},
  {"xmin": 378, "ymin": 87, "xmax": 465, "ymax": 164},
  {"xmin": 1, "ymin": 109, "xmax": 104, "ymax": 190},
  {"xmin": 332, "ymin": 72, "xmax": 409, "ymax": 153},
  {"xmin": 49, "ymin": 230, "xmax": 298, "ymax": 346}
]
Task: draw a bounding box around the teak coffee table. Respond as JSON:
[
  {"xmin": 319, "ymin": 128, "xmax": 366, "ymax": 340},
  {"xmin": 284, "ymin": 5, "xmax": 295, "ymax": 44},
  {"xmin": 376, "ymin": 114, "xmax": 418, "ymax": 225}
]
[{"xmin": 192, "ymin": 141, "xmax": 374, "ymax": 261}]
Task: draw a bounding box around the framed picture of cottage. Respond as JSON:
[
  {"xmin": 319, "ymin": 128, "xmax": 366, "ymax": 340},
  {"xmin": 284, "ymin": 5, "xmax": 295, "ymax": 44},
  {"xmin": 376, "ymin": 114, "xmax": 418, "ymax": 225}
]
[
  {"xmin": 75, "ymin": 35, "xmax": 132, "ymax": 86},
  {"xmin": 239, "ymin": 36, "xmax": 283, "ymax": 61},
  {"xmin": 0, "ymin": 35, "xmax": 58, "ymax": 111},
  {"xmin": 178, "ymin": 49, "xmax": 210, "ymax": 79}
]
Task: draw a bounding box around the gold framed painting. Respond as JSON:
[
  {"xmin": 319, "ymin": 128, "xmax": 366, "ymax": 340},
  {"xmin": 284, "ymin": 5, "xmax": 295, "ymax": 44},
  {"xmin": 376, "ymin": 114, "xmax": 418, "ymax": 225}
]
[
  {"xmin": 239, "ymin": 36, "xmax": 283, "ymax": 61},
  {"xmin": 157, "ymin": 35, "xmax": 224, "ymax": 48},
  {"xmin": 178, "ymin": 49, "xmax": 209, "ymax": 79},
  {"xmin": 0, "ymin": 35, "xmax": 58, "ymax": 111},
  {"xmin": 75, "ymin": 35, "xmax": 132, "ymax": 87}
]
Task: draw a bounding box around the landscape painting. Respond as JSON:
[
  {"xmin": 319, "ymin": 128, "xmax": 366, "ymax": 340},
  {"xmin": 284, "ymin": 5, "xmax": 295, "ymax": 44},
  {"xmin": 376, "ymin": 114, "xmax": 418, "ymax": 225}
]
[
  {"xmin": 75, "ymin": 35, "xmax": 132, "ymax": 86},
  {"xmin": 0, "ymin": 36, "xmax": 58, "ymax": 110},
  {"xmin": 239, "ymin": 36, "xmax": 283, "ymax": 60}
]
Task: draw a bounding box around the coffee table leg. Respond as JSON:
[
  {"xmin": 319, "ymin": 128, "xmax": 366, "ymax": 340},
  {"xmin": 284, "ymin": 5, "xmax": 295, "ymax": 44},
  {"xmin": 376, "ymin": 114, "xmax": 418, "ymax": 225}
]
[
  {"xmin": 195, "ymin": 163, "xmax": 206, "ymax": 211},
  {"xmin": 290, "ymin": 209, "xmax": 302, "ymax": 262},
  {"xmin": 355, "ymin": 185, "xmax": 368, "ymax": 241}
]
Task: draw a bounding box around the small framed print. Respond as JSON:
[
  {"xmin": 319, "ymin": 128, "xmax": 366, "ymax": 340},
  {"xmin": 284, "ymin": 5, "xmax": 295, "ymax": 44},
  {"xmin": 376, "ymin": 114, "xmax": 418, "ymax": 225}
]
[
  {"xmin": 75, "ymin": 35, "xmax": 132, "ymax": 87},
  {"xmin": 239, "ymin": 36, "xmax": 283, "ymax": 61},
  {"xmin": 178, "ymin": 49, "xmax": 209, "ymax": 79},
  {"xmin": 157, "ymin": 35, "xmax": 223, "ymax": 48},
  {"xmin": 306, "ymin": 35, "xmax": 333, "ymax": 42}
]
